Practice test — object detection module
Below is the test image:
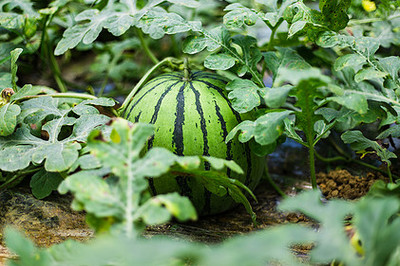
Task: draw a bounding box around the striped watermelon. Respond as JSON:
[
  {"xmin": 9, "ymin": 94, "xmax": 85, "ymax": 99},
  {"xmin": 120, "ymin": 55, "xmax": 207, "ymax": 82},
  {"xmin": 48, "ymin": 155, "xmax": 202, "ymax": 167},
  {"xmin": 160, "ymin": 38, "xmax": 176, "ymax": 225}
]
[{"xmin": 123, "ymin": 71, "xmax": 264, "ymax": 215}]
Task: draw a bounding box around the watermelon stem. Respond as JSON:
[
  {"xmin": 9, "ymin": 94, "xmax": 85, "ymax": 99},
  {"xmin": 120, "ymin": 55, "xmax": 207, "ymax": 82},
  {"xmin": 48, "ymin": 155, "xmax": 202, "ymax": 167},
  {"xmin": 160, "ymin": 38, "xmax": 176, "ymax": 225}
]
[
  {"xmin": 183, "ymin": 57, "xmax": 191, "ymax": 82},
  {"xmin": 118, "ymin": 57, "xmax": 182, "ymax": 115},
  {"xmin": 264, "ymin": 163, "xmax": 287, "ymax": 198}
]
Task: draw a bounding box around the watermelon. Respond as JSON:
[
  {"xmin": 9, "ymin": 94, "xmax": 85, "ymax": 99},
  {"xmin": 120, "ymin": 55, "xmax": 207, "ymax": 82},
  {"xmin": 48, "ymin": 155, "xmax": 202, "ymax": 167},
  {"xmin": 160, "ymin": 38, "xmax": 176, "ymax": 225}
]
[{"xmin": 123, "ymin": 70, "xmax": 264, "ymax": 215}]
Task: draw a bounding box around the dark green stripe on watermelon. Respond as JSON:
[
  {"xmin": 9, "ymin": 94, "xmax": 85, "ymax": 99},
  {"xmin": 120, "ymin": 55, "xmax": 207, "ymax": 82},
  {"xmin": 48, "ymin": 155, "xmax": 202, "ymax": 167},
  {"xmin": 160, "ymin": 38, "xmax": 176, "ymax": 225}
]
[{"xmin": 124, "ymin": 71, "xmax": 264, "ymax": 215}]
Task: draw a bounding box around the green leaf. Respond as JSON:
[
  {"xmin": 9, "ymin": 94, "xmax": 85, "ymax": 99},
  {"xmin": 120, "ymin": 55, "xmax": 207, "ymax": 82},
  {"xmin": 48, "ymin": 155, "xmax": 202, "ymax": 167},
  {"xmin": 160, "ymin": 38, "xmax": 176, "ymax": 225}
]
[
  {"xmin": 0, "ymin": 12, "xmax": 25, "ymax": 31},
  {"xmin": 55, "ymin": 8, "xmax": 136, "ymax": 55},
  {"xmin": 371, "ymin": 21, "xmax": 397, "ymax": 49},
  {"xmin": 354, "ymin": 67, "xmax": 387, "ymax": 83},
  {"xmin": 277, "ymin": 67, "xmax": 330, "ymax": 86},
  {"xmin": 319, "ymin": 0, "xmax": 351, "ymax": 31},
  {"xmin": 202, "ymin": 156, "xmax": 243, "ymax": 174},
  {"xmin": 354, "ymin": 37, "xmax": 380, "ymax": 60},
  {"xmin": 4, "ymin": 227, "xmax": 51, "ymax": 266},
  {"xmin": 204, "ymin": 53, "xmax": 236, "ymax": 70},
  {"xmin": 183, "ymin": 26, "xmax": 228, "ymax": 54},
  {"xmin": 137, "ymin": 192, "xmax": 197, "ymax": 224},
  {"xmin": 288, "ymin": 20, "xmax": 307, "ymax": 37},
  {"xmin": 341, "ymin": 130, "xmax": 377, "ymax": 150},
  {"xmin": 0, "ymin": 103, "xmax": 20, "ymax": 136},
  {"xmin": 184, "ymin": 28, "xmax": 263, "ymax": 85},
  {"xmin": 254, "ymin": 111, "xmax": 292, "ymax": 145},
  {"xmin": 354, "ymin": 197, "xmax": 400, "ymax": 266},
  {"xmin": 264, "ymin": 48, "xmax": 311, "ymax": 87},
  {"xmin": 223, "ymin": 3, "xmax": 258, "ymax": 29},
  {"xmin": 0, "ymin": 72, "xmax": 12, "ymax": 89},
  {"xmin": 0, "ymin": 0, "xmax": 37, "ymax": 15},
  {"xmin": 341, "ymin": 130, "xmax": 397, "ymax": 166},
  {"xmin": 156, "ymin": 193, "xmax": 197, "ymax": 221},
  {"xmin": 30, "ymin": 168, "xmax": 64, "ymax": 199},
  {"xmin": 328, "ymin": 91, "xmax": 369, "ymax": 114},
  {"xmin": 379, "ymin": 56, "xmax": 400, "ymax": 79},
  {"xmin": 175, "ymin": 156, "xmax": 201, "ymax": 170},
  {"xmin": 227, "ymin": 111, "xmax": 292, "ymax": 146},
  {"xmin": 283, "ymin": 118, "xmax": 305, "ymax": 145},
  {"xmin": 10, "ymin": 48, "xmax": 23, "ymax": 92},
  {"xmin": 58, "ymin": 172, "xmax": 123, "ymax": 217},
  {"xmin": 231, "ymin": 35, "xmax": 262, "ymax": 80},
  {"xmin": 136, "ymin": 7, "xmax": 201, "ymax": 39},
  {"xmin": 292, "ymin": 79, "xmax": 325, "ymax": 144},
  {"xmin": 226, "ymin": 120, "xmax": 255, "ymax": 143},
  {"xmin": 88, "ymin": 120, "xmax": 155, "ymax": 178},
  {"xmin": 0, "ymin": 127, "xmax": 81, "ymax": 172},
  {"xmin": 377, "ymin": 124, "xmax": 400, "ymax": 139},
  {"xmin": 334, "ymin": 54, "xmax": 366, "ymax": 71},
  {"xmin": 167, "ymin": 0, "xmax": 200, "ymax": 8},
  {"xmin": 261, "ymin": 85, "xmax": 293, "ymax": 108},
  {"xmin": 283, "ymin": 1, "xmax": 324, "ymax": 38},
  {"xmin": 226, "ymin": 78, "xmax": 261, "ymax": 113},
  {"xmin": 205, "ymin": 224, "xmax": 315, "ymax": 265},
  {"xmin": 313, "ymin": 120, "xmax": 332, "ymax": 140},
  {"xmin": 10, "ymin": 84, "xmax": 56, "ymax": 102},
  {"xmin": 132, "ymin": 148, "xmax": 178, "ymax": 180},
  {"xmin": 0, "ymin": 97, "xmax": 111, "ymax": 172},
  {"xmin": 279, "ymin": 190, "xmax": 358, "ymax": 265}
]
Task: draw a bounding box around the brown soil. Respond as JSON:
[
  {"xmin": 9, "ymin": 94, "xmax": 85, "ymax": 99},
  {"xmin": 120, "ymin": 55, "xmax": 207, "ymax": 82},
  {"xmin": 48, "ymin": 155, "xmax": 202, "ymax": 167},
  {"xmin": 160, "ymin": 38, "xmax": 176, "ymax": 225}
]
[
  {"xmin": 316, "ymin": 169, "xmax": 387, "ymax": 200},
  {"xmin": 0, "ymin": 189, "xmax": 92, "ymax": 247}
]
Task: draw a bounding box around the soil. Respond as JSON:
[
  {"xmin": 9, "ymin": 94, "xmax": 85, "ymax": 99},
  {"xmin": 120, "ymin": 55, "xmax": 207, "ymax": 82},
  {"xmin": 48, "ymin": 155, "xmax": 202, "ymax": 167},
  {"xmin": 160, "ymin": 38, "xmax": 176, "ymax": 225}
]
[{"xmin": 317, "ymin": 169, "xmax": 388, "ymax": 199}]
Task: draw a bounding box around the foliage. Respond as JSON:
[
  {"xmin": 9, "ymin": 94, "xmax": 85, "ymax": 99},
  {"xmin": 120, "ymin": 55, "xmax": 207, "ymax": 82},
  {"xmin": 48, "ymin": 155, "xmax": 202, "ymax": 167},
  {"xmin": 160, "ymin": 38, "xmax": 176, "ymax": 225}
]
[{"xmin": 5, "ymin": 190, "xmax": 400, "ymax": 265}]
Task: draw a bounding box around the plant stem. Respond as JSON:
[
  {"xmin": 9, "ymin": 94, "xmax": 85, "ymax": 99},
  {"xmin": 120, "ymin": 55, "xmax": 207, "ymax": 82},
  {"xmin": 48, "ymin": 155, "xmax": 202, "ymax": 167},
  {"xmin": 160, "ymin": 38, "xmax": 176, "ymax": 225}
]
[
  {"xmin": 264, "ymin": 163, "xmax": 287, "ymax": 198},
  {"xmin": 0, "ymin": 168, "xmax": 40, "ymax": 189},
  {"xmin": 183, "ymin": 57, "xmax": 191, "ymax": 81},
  {"xmin": 309, "ymin": 144, "xmax": 317, "ymax": 189},
  {"xmin": 136, "ymin": 28, "xmax": 159, "ymax": 65},
  {"xmin": 118, "ymin": 57, "xmax": 181, "ymax": 114},
  {"xmin": 267, "ymin": 18, "xmax": 284, "ymax": 51},
  {"xmin": 387, "ymin": 164, "xmax": 393, "ymax": 183},
  {"xmin": 15, "ymin": 92, "xmax": 119, "ymax": 118},
  {"xmin": 40, "ymin": 13, "xmax": 68, "ymax": 93},
  {"xmin": 49, "ymin": 51, "xmax": 68, "ymax": 92},
  {"xmin": 16, "ymin": 92, "xmax": 98, "ymax": 101},
  {"xmin": 126, "ymin": 143, "xmax": 134, "ymax": 238},
  {"xmin": 315, "ymin": 151, "xmax": 400, "ymax": 180},
  {"xmin": 97, "ymin": 75, "xmax": 109, "ymax": 97},
  {"xmin": 348, "ymin": 13, "xmax": 400, "ymax": 26}
]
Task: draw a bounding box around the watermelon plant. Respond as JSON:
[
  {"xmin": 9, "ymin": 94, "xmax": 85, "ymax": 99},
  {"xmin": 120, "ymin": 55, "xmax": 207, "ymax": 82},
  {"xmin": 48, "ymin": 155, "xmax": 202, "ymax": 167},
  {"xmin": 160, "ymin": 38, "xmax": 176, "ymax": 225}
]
[{"xmin": 1, "ymin": 0, "xmax": 400, "ymax": 265}]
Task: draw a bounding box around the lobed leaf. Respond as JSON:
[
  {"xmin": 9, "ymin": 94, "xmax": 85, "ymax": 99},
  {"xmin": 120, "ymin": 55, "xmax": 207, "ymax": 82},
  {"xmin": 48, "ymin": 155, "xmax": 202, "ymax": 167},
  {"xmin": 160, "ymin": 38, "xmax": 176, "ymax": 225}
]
[
  {"xmin": 55, "ymin": 8, "xmax": 135, "ymax": 55},
  {"xmin": 136, "ymin": 7, "xmax": 201, "ymax": 39},
  {"xmin": 0, "ymin": 96, "xmax": 112, "ymax": 172}
]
